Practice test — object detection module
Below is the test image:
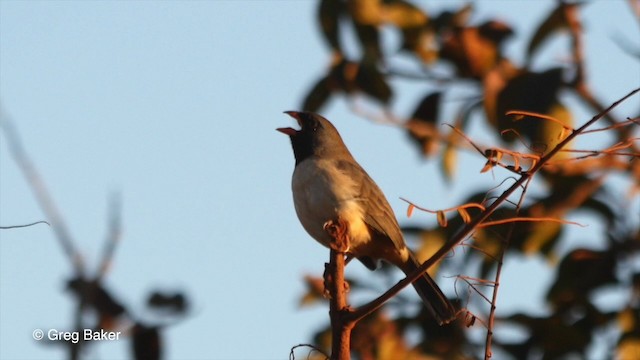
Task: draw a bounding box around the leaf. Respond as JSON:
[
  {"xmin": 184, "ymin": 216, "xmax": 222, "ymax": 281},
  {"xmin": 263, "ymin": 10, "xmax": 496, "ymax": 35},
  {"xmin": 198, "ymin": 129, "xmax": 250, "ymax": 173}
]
[
  {"xmin": 450, "ymin": 3, "xmax": 474, "ymax": 27},
  {"xmin": 354, "ymin": 23, "xmax": 383, "ymax": 61},
  {"xmin": 458, "ymin": 207, "xmax": 471, "ymax": 223},
  {"xmin": 441, "ymin": 143, "xmax": 457, "ymax": 180},
  {"xmin": 480, "ymin": 160, "xmax": 494, "ymax": 173},
  {"xmin": 495, "ymin": 67, "xmax": 565, "ymax": 145},
  {"xmin": 348, "ymin": 0, "xmax": 383, "ymax": 61},
  {"xmin": 147, "ymin": 291, "xmax": 188, "ymax": 313},
  {"xmin": 482, "ymin": 59, "xmax": 520, "ymax": 127},
  {"xmin": 381, "ymin": 1, "xmax": 427, "ymax": 29},
  {"xmin": 348, "ymin": 0, "xmax": 382, "ymax": 26},
  {"xmin": 406, "ymin": 203, "xmax": 415, "ymax": 218},
  {"xmin": 617, "ymin": 335, "xmax": 640, "ymax": 360},
  {"xmin": 328, "ymin": 59, "xmax": 357, "ymax": 93},
  {"xmin": 415, "ymin": 229, "xmax": 446, "ymax": 276},
  {"xmin": 411, "ymin": 91, "xmax": 441, "ymax": 123},
  {"xmin": 406, "ymin": 92, "xmax": 441, "ymax": 156},
  {"xmin": 318, "ymin": 0, "xmax": 343, "ymax": 52},
  {"xmin": 485, "ymin": 148, "xmax": 503, "ymax": 164},
  {"xmin": 465, "ymin": 311, "xmax": 476, "ymax": 327},
  {"xmin": 526, "ymin": 2, "xmax": 584, "ymax": 61},
  {"xmin": 512, "ymin": 154, "xmax": 521, "ymax": 172},
  {"xmin": 440, "ymin": 26, "xmax": 500, "ymax": 79},
  {"xmin": 478, "ymin": 20, "xmax": 514, "ymax": 46},
  {"xmin": 436, "ymin": 210, "xmax": 447, "ymax": 227},
  {"xmin": 617, "ymin": 308, "xmax": 637, "ymax": 333},
  {"xmin": 546, "ymin": 248, "xmax": 617, "ymax": 306},
  {"xmin": 399, "ymin": 25, "xmax": 423, "ymax": 52},
  {"xmin": 302, "ymin": 75, "xmax": 332, "ymax": 112},
  {"xmin": 542, "ymin": 102, "xmax": 573, "ymax": 156},
  {"xmin": 521, "ymin": 221, "xmax": 561, "ymax": 255},
  {"xmin": 409, "ymin": 27, "xmax": 439, "ymax": 64},
  {"xmin": 355, "ymin": 62, "xmax": 392, "ymax": 104}
]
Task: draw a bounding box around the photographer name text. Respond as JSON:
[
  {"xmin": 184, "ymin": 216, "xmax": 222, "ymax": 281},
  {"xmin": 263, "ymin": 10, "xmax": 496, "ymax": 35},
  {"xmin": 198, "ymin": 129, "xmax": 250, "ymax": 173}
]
[{"xmin": 33, "ymin": 328, "xmax": 121, "ymax": 344}]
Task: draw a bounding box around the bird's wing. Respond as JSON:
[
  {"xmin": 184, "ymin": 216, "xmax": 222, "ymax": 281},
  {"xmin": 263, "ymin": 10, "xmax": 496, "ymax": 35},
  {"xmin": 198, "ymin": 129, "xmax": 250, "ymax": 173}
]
[{"xmin": 336, "ymin": 159, "xmax": 406, "ymax": 251}]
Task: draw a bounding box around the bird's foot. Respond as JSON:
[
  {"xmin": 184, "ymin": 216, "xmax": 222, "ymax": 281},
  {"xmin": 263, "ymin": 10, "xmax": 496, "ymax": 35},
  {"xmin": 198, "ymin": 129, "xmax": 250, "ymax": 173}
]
[{"xmin": 323, "ymin": 218, "xmax": 350, "ymax": 253}]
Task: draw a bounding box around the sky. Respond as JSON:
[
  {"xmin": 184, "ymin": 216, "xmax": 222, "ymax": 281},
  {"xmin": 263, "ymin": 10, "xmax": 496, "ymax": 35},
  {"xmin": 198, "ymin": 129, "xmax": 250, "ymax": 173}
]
[{"xmin": 1, "ymin": 1, "xmax": 638, "ymax": 359}]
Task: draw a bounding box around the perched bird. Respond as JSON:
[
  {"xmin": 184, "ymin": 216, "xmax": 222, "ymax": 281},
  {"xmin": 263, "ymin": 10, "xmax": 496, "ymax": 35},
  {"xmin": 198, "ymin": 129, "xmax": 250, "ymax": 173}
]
[{"xmin": 278, "ymin": 111, "xmax": 456, "ymax": 325}]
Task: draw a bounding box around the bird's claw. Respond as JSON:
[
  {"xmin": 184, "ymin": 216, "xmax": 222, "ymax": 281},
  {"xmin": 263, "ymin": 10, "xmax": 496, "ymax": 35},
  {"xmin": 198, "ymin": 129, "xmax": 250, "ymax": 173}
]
[{"xmin": 323, "ymin": 219, "xmax": 350, "ymax": 253}]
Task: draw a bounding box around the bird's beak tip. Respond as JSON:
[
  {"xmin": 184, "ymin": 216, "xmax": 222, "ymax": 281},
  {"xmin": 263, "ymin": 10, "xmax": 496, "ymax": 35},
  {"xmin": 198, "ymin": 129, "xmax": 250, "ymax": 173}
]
[
  {"xmin": 283, "ymin": 110, "xmax": 301, "ymax": 119},
  {"xmin": 281, "ymin": 110, "xmax": 304, "ymax": 132},
  {"xmin": 276, "ymin": 127, "xmax": 297, "ymax": 136}
]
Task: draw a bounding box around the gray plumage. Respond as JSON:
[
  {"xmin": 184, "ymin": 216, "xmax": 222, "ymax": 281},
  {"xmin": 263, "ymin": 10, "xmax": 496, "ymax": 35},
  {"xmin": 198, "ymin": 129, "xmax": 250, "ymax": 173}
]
[{"xmin": 279, "ymin": 111, "xmax": 456, "ymax": 325}]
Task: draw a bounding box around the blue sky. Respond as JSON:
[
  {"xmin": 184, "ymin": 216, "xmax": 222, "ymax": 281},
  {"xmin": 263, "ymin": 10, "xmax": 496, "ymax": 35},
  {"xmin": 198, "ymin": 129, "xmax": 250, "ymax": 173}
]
[{"xmin": 1, "ymin": 1, "xmax": 638, "ymax": 359}]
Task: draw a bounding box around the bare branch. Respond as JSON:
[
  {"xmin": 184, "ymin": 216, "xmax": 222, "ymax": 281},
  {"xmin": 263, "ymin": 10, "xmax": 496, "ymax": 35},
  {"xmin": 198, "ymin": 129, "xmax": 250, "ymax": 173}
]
[
  {"xmin": 0, "ymin": 113, "xmax": 85, "ymax": 274},
  {"xmin": 96, "ymin": 192, "xmax": 123, "ymax": 281},
  {"xmin": 484, "ymin": 175, "xmax": 532, "ymax": 360}
]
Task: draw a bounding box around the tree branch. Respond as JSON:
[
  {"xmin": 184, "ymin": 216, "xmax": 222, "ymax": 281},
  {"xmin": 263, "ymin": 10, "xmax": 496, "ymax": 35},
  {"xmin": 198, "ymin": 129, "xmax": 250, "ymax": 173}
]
[
  {"xmin": 349, "ymin": 87, "xmax": 640, "ymax": 324},
  {"xmin": 0, "ymin": 113, "xmax": 85, "ymax": 275}
]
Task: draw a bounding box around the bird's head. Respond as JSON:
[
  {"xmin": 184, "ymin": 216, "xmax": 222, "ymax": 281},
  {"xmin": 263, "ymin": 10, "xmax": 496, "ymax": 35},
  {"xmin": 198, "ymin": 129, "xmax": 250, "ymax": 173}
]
[{"xmin": 278, "ymin": 111, "xmax": 349, "ymax": 164}]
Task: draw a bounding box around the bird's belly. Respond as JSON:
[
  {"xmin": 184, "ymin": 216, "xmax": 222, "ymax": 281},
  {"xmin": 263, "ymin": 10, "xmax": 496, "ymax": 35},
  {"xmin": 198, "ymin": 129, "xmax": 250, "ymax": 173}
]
[{"xmin": 291, "ymin": 160, "xmax": 371, "ymax": 250}]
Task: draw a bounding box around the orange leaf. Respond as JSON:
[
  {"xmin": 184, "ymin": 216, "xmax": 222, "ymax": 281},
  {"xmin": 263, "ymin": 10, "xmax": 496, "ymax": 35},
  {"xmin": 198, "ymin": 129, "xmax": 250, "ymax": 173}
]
[
  {"xmin": 437, "ymin": 210, "xmax": 448, "ymax": 227},
  {"xmin": 407, "ymin": 203, "xmax": 415, "ymax": 218},
  {"xmin": 480, "ymin": 161, "xmax": 494, "ymax": 173},
  {"xmin": 513, "ymin": 155, "xmax": 521, "ymax": 172},
  {"xmin": 458, "ymin": 207, "xmax": 471, "ymax": 223}
]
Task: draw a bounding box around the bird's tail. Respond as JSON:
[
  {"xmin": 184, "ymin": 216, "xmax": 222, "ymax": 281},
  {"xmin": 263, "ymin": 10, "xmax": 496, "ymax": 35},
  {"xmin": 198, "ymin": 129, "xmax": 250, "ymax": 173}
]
[{"xmin": 401, "ymin": 254, "xmax": 457, "ymax": 325}]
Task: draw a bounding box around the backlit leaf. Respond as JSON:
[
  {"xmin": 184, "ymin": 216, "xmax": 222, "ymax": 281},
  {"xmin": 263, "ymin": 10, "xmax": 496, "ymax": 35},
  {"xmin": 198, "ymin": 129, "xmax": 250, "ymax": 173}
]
[
  {"xmin": 495, "ymin": 67, "xmax": 565, "ymax": 145},
  {"xmin": 442, "ymin": 143, "xmax": 457, "ymax": 180},
  {"xmin": 617, "ymin": 336, "xmax": 640, "ymax": 360},
  {"xmin": 355, "ymin": 62, "xmax": 392, "ymax": 104},
  {"xmin": 302, "ymin": 76, "xmax": 332, "ymax": 112},
  {"xmin": 349, "ymin": 0, "xmax": 382, "ymax": 25},
  {"xmin": 458, "ymin": 207, "xmax": 471, "ymax": 223},
  {"xmin": 407, "ymin": 92, "xmax": 441, "ymax": 156},
  {"xmin": 411, "ymin": 91, "xmax": 441, "ymax": 123},
  {"xmin": 381, "ymin": 1, "xmax": 427, "ymax": 28},
  {"xmin": 437, "ymin": 210, "xmax": 447, "ymax": 227},
  {"xmin": 407, "ymin": 203, "xmax": 415, "ymax": 218},
  {"xmin": 318, "ymin": 0, "xmax": 344, "ymax": 52},
  {"xmin": 480, "ymin": 160, "xmax": 494, "ymax": 173}
]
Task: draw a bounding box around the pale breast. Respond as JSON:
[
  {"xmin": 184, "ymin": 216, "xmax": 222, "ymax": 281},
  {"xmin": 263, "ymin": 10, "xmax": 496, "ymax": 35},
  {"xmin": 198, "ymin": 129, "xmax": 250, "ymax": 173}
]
[{"xmin": 291, "ymin": 158, "xmax": 372, "ymax": 250}]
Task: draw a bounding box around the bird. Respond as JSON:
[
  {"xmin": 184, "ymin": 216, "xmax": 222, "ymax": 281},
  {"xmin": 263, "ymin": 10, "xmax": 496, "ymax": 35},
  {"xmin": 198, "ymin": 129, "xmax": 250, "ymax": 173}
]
[{"xmin": 278, "ymin": 110, "xmax": 456, "ymax": 325}]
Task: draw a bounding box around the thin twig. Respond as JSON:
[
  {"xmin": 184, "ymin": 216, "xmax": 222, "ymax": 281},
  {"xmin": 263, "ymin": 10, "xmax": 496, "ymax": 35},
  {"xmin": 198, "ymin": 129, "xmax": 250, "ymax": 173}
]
[
  {"xmin": 457, "ymin": 275, "xmax": 496, "ymax": 304},
  {"xmin": 290, "ymin": 344, "xmax": 329, "ymax": 360},
  {"xmin": 506, "ymin": 110, "xmax": 574, "ymax": 130},
  {"xmin": 0, "ymin": 221, "xmax": 50, "ymax": 229},
  {"xmin": 478, "ymin": 216, "xmax": 585, "ymax": 228},
  {"xmin": 484, "ymin": 176, "xmax": 532, "ymax": 360}
]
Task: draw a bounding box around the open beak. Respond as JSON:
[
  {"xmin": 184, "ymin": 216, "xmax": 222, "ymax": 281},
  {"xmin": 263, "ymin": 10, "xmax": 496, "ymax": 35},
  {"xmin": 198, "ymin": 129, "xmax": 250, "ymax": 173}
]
[{"xmin": 277, "ymin": 111, "xmax": 303, "ymax": 136}]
